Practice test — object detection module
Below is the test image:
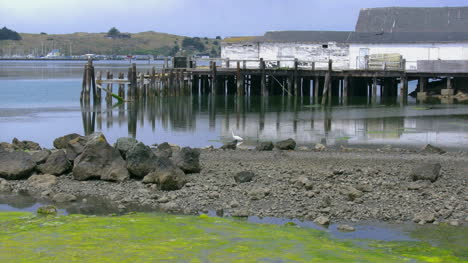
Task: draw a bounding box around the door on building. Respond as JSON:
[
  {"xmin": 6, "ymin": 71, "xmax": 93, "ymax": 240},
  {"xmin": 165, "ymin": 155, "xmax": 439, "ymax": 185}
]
[
  {"xmin": 358, "ymin": 48, "xmax": 369, "ymax": 69},
  {"xmin": 429, "ymin": 48, "xmax": 439, "ymax": 60}
]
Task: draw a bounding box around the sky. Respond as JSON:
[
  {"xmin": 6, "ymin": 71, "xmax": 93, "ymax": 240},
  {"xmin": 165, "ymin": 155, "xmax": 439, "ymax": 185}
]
[{"xmin": 0, "ymin": 0, "xmax": 466, "ymax": 37}]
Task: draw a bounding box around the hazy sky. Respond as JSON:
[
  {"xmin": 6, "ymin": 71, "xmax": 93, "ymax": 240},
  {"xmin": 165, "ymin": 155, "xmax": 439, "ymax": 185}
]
[{"xmin": 0, "ymin": 0, "xmax": 466, "ymax": 37}]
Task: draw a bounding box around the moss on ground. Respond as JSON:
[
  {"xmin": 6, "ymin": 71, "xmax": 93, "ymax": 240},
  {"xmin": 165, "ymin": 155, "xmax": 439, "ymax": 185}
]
[{"xmin": 0, "ymin": 212, "xmax": 465, "ymax": 263}]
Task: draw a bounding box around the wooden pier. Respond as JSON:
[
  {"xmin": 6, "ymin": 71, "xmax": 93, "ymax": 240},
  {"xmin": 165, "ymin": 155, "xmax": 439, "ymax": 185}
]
[{"xmin": 81, "ymin": 57, "xmax": 464, "ymax": 106}]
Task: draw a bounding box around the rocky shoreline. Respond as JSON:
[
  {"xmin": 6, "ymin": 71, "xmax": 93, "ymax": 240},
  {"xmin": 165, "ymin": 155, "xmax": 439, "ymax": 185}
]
[{"xmin": 1, "ymin": 134, "xmax": 467, "ymax": 227}]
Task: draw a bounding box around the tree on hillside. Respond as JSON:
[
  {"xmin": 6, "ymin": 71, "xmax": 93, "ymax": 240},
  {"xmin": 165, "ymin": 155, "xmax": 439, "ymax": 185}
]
[
  {"xmin": 215, "ymin": 36, "xmax": 221, "ymax": 40},
  {"xmin": 182, "ymin": 37, "xmax": 205, "ymax": 52},
  {"xmin": 0, "ymin": 27, "xmax": 21, "ymax": 40},
  {"xmin": 107, "ymin": 27, "xmax": 120, "ymax": 37}
]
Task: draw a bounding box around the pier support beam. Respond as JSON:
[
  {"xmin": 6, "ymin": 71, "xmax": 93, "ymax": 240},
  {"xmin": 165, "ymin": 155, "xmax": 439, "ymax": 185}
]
[
  {"xmin": 441, "ymin": 76, "xmax": 454, "ymax": 96},
  {"xmin": 400, "ymin": 75, "xmax": 408, "ymax": 104},
  {"xmin": 417, "ymin": 77, "xmax": 428, "ymax": 100},
  {"xmin": 343, "ymin": 76, "xmax": 349, "ymax": 105},
  {"xmin": 260, "ymin": 58, "xmax": 267, "ymax": 96}
]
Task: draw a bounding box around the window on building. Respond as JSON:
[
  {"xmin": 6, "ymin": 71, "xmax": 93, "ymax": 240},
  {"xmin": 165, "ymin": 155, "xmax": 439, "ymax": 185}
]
[{"xmin": 322, "ymin": 44, "xmax": 329, "ymax": 49}]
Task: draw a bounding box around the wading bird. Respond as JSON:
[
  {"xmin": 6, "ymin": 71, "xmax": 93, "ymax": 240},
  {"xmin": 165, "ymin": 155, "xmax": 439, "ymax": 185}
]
[{"xmin": 231, "ymin": 130, "xmax": 243, "ymax": 141}]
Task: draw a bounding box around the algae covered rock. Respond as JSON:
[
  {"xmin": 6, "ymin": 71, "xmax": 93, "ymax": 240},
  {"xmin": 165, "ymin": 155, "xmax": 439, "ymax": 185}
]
[
  {"xmin": 12, "ymin": 138, "xmax": 42, "ymax": 151},
  {"xmin": 53, "ymin": 133, "xmax": 81, "ymax": 149},
  {"xmin": 37, "ymin": 205, "xmax": 58, "ymax": 215}
]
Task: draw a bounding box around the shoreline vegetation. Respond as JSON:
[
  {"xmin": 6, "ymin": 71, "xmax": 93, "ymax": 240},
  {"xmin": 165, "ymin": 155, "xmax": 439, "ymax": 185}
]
[{"xmin": 0, "ymin": 133, "xmax": 466, "ymax": 228}]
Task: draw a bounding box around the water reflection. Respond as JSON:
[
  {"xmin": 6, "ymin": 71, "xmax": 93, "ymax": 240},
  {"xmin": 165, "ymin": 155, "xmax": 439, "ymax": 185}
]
[{"xmin": 81, "ymin": 95, "xmax": 468, "ymax": 150}]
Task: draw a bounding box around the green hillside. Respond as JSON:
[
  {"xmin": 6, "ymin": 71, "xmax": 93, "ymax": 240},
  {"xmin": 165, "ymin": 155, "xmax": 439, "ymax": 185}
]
[{"xmin": 0, "ymin": 31, "xmax": 221, "ymax": 57}]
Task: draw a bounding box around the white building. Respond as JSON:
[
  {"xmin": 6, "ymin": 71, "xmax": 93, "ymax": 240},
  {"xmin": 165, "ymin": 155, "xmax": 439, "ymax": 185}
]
[{"xmin": 222, "ymin": 6, "xmax": 468, "ymax": 72}]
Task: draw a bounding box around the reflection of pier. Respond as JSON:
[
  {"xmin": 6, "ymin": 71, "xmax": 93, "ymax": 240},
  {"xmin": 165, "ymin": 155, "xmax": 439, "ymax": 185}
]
[{"xmin": 81, "ymin": 95, "xmax": 468, "ymax": 148}]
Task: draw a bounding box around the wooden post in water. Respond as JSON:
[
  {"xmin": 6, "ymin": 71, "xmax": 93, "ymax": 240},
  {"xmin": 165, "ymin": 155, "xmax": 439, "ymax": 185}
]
[
  {"xmin": 139, "ymin": 72, "xmax": 144, "ymax": 98},
  {"xmin": 321, "ymin": 60, "xmax": 332, "ymax": 105},
  {"xmin": 106, "ymin": 71, "xmax": 113, "ymax": 104},
  {"xmin": 236, "ymin": 61, "xmax": 244, "ymax": 96},
  {"xmin": 372, "ymin": 76, "xmax": 377, "ymax": 103},
  {"xmin": 294, "ymin": 58, "xmax": 299, "ymax": 96},
  {"xmin": 96, "ymin": 71, "xmax": 102, "ymax": 103},
  {"xmin": 343, "ymin": 76, "xmax": 349, "ymax": 105},
  {"xmin": 118, "ymin": 72, "xmax": 125, "ymax": 100},
  {"xmin": 400, "ymin": 75, "xmax": 408, "ymax": 104},
  {"xmin": 260, "ymin": 58, "xmax": 267, "ymax": 96},
  {"xmin": 314, "ymin": 76, "xmax": 319, "ymax": 99},
  {"xmin": 131, "ymin": 63, "xmax": 137, "ymax": 98},
  {"xmin": 81, "ymin": 63, "xmax": 88, "ymax": 103},
  {"xmin": 211, "ymin": 61, "xmax": 217, "ymax": 95}
]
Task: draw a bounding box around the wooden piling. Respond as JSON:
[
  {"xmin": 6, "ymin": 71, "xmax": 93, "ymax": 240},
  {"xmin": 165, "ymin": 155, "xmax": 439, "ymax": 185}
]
[
  {"xmin": 294, "ymin": 58, "xmax": 299, "ymax": 96},
  {"xmin": 211, "ymin": 61, "xmax": 217, "ymax": 95},
  {"xmin": 236, "ymin": 61, "xmax": 244, "ymax": 96},
  {"xmin": 260, "ymin": 58, "xmax": 267, "ymax": 96}
]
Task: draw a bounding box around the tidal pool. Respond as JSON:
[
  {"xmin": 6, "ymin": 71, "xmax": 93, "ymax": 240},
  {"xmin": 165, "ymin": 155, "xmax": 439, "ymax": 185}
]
[{"xmin": 0, "ymin": 212, "xmax": 466, "ymax": 262}]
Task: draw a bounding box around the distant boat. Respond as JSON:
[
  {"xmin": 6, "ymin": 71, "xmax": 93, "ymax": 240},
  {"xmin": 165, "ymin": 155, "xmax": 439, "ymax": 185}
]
[{"xmin": 45, "ymin": 49, "xmax": 61, "ymax": 58}]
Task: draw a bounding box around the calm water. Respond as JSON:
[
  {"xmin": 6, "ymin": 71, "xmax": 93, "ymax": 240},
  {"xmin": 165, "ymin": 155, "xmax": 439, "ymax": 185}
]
[{"xmin": 1, "ymin": 60, "xmax": 468, "ymax": 150}]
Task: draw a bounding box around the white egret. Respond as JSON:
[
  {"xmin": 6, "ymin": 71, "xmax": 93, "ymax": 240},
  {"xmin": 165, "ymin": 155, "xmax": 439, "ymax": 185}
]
[{"xmin": 231, "ymin": 130, "xmax": 243, "ymax": 141}]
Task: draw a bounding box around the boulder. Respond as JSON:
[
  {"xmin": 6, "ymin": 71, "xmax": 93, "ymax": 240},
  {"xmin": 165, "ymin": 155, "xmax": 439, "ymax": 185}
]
[
  {"xmin": 66, "ymin": 136, "xmax": 89, "ymax": 161},
  {"xmin": 275, "ymin": 138, "xmax": 296, "ymax": 150},
  {"xmin": 422, "ymin": 144, "xmax": 446, "ymax": 154},
  {"xmin": 342, "ymin": 186, "xmax": 363, "ymax": 201},
  {"xmin": 37, "ymin": 205, "xmax": 57, "ymax": 215},
  {"xmin": 337, "ymin": 224, "xmax": 355, "ymax": 232},
  {"xmin": 126, "ymin": 142, "xmax": 159, "ymax": 178},
  {"xmin": 410, "ymin": 163, "xmax": 441, "ymax": 182},
  {"xmin": 0, "ymin": 178, "xmax": 11, "ymax": 192},
  {"xmin": 315, "ymin": 143, "xmax": 326, "ymax": 152},
  {"xmin": 73, "ymin": 133, "xmax": 129, "ymax": 182},
  {"xmin": 221, "ymin": 140, "xmax": 237, "ymax": 150},
  {"xmin": 413, "ymin": 212, "xmax": 436, "ymax": 224},
  {"xmin": 27, "ymin": 174, "xmax": 57, "ymax": 189},
  {"xmin": 256, "ymin": 141, "xmax": 274, "ymax": 151},
  {"xmin": 0, "ymin": 142, "xmax": 14, "ymax": 152},
  {"xmin": 114, "ymin": 137, "xmax": 138, "ymax": 159},
  {"xmin": 294, "ymin": 176, "xmax": 314, "ymax": 190},
  {"xmin": 248, "ymin": 187, "xmax": 270, "ymax": 200},
  {"xmin": 174, "ymin": 147, "xmax": 201, "ymax": 173},
  {"xmin": 12, "ymin": 138, "xmax": 42, "ymax": 151},
  {"xmin": 53, "ymin": 133, "xmax": 81, "ymax": 149},
  {"xmin": 153, "ymin": 142, "xmax": 173, "ymax": 158},
  {"xmin": 0, "ymin": 151, "xmax": 36, "ymax": 180},
  {"xmin": 37, "ymin": 150, "xmax": 71, "ymax": 175},
  {"xmin": 143, "ymin": 168, "xmax": 187, "ymax": 191},
  {"xmin": 30, "ymin": 149, "xmax": 51, "ymax": 164},
  {"xmin": 234, "ymin": 171, "xmax": 256, "ymax": 183},
  {"xmin": 314, "ymin": 216, "xmax": 330, "ymax": 226},
  {"xmin": 53, "ymin": 193, "xmax": 77, "ymax": 203}
]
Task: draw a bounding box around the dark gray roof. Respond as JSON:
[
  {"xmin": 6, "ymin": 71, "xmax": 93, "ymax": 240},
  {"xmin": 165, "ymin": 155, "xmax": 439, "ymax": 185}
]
[
  {"xmin": 348, "ymin": 32, "xmax": 468, "ymax": 43},
  {"xmin": 248, "ymin": 30, "xmax": 468, "ymax": 44},
  {"xmin": 258, "ymin": 31, "xmax": 352, "ymax": 43},
  {"xmin": 356, "ymin": 7, "xmax": 468, "ymax": 33}
]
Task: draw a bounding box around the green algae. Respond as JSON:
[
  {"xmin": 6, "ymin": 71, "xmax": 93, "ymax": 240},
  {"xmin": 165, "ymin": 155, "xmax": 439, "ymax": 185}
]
[{"xmin": 0, "ymin": 212, "xmax": 465, "ymax": 263}]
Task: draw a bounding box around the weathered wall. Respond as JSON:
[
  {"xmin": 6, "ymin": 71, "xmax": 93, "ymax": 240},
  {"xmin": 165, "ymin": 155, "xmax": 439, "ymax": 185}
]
[
  {"xmin": 221, "ymin": 42, "xmax": 350, "ymax": 69},
  {"xmin": 349, "ymin": 43, "xmax": 468, "ymax": 70}
]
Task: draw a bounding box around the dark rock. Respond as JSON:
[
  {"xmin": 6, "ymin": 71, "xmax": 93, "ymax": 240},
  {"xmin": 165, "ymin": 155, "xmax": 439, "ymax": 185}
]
[
  {"xmin": 221, "ymin": 140, "xmax": 237, "ymax": 150},
  {"xmin": 73, "ymin": 133, "xmax": 129, "ymax": 182},
  {"xmin": 30, "ymin": 150, "xmax": 51, "ymax": 164},
  {"xmin": 0, "ymin": 151, "xmax": 36, "ymax": 180},
  {"xmin": 234, "ymin": 171, "xmax": 256, "ymax": 183},
  {"xmin": 256, "ymin": 141, "xmax": 274, "ymax": 151},
  {"xmin": 275, "ymin": 138, "xmax": 296, "ymax": 150},
  {"xmin": 66, "ymin": 136, "xmax": 89, "ymax": 161},
  {"xmin": 53, "ymin": 133, "xmax": 81, "ymax": 149},
  {"xmin": 114, "ymin": 137, "xmax": 138, "ymax": 159},
  {"xmin": 12, "ymin": 138, "xmax": 42, "ymax": 151},
  {"xmin": 37, "ymin": 205, "xmax": 57, "ymax": 215},
  {"xmin": 143, "ymin": 168, "xmax": 187, "ymax": 191},
  {"xmin": 37, "ymin": 150, "xmax": 71, "ymax": 175},
  {"xmin": 410, "ymin": 163, "xmax": 441, "ymax": 182},
  {"xmin": 174, "ymin": 147, "xmax": 201, "ymax": 173},
  {"xmin": 154, "ymin": 142, "xmax": 173, "ymax": 158},
  {"xmin": 126, "ymin": 142, "xmax": 159, "ymax": 178},
  {"xmin": 53, "ymin": 193, "xmax": 77, "ymax": 203},
  {"xmin": 422, "ymin": 144, "xmax": 446, "ymax": 154},
  {"xmin": 27, "ymin": 174, "xmax": 57, "ymax": 189}
]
